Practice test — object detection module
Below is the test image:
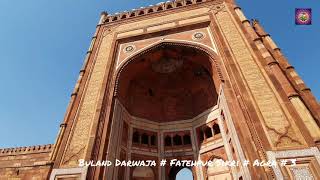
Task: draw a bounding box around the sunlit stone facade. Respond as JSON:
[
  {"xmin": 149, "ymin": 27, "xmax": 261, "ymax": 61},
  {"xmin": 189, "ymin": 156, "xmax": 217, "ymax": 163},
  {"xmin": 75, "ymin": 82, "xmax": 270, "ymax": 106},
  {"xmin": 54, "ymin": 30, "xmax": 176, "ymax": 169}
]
[{"xmin": 1, "ymin": 0, "xmax": 320, "ymax": 179}]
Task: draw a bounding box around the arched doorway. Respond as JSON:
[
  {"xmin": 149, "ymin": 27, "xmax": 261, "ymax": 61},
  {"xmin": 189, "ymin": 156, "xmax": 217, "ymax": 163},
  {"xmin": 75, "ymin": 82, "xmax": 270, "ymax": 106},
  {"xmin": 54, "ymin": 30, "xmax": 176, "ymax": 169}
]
[
  {"xmin": 169, "ymin": 166, "xmax": 194, "ymax": 180},
  {"xmin": 110, "ymin": 42, "xmax": 224, "ymax": 180},
  {"xmin": 176, "ymin": 168, "xmax": 193, "ymax": 180}
]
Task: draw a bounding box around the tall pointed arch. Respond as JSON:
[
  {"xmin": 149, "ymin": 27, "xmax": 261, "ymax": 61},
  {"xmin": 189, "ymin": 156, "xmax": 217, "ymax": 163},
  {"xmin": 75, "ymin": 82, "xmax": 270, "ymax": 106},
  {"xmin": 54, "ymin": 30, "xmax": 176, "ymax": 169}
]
[{"xmin": 114, "ymin": 40, "xmax": 224, "ymax": 97}]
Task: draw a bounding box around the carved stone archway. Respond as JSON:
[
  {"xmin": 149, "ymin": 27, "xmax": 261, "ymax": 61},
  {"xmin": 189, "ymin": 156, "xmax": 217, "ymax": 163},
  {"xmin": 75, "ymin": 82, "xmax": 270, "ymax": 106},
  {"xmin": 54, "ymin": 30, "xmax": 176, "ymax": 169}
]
[{"xmin": 169, "ymin": 166, "xmax": 194, "ymax": 180}]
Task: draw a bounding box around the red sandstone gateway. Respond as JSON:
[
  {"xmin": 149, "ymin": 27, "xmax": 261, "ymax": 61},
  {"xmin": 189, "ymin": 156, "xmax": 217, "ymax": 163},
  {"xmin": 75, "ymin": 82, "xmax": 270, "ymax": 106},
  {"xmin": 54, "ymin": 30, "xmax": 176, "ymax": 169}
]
[{"xmin": 1, "ymin": 0, "xmax": 320, "ymax": 179}]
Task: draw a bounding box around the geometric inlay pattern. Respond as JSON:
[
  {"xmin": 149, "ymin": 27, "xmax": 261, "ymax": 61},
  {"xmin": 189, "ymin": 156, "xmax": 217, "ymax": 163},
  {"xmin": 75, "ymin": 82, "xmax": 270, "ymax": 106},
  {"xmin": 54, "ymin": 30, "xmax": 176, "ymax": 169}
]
[{"xmin": 291, "ymin": 167, "xmax": 314, "ymax": 180}]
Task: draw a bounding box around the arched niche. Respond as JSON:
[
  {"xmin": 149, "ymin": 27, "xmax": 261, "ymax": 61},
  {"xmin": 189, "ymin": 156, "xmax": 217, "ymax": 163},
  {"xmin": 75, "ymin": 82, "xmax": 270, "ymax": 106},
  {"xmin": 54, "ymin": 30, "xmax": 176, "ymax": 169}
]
[
  {"xmin": 207, "ymin": 158, "xmax": 232, "ymax": 180},
  {"xmin": 115, "ymin": 43, "xmax": 222, "ymax": 122},
  {"xmin": 169, "ymin": 166, "xmax": 194, "ymax": 180},
  {"xmin": 132, "ymin": 166, "xmax": 155, "ymax": 180}
]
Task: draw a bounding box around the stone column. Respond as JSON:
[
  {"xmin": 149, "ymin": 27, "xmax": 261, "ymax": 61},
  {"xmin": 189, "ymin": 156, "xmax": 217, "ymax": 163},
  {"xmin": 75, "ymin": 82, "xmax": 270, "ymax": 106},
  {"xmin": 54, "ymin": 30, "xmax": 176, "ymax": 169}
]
[
  {"xmin": 105, "ymin": 100, "xmax": 123, "ymax": 180},
  {"xmin": 159, "ymin": 131, "xmax": 165, "ymax": 180},
  {"xmin": 217, "ymin": 115, "xmax": 236, "ymax": 177},
  {"xmin": 125, "ymin": 126, "xmax": 133, "ymax": 180},
  {"xmin": 191, "ymin": 126, "xmax": 204, "ymax": 180}
]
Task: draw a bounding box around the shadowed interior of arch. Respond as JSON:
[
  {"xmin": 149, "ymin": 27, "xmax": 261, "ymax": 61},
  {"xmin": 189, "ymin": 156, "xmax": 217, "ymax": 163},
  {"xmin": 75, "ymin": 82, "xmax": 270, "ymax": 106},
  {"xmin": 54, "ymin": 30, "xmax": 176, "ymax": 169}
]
[{"xmin": 116, "ymin": 44, "xmax": 218, "ymax": 122}]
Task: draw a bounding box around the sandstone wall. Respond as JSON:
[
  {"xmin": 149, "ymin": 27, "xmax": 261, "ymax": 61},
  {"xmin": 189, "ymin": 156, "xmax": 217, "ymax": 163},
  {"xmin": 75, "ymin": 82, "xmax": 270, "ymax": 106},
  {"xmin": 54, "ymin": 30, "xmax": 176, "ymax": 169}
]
[{"xmin": 0, "ymin": 144, "xmax": 53, "ymax": 180}]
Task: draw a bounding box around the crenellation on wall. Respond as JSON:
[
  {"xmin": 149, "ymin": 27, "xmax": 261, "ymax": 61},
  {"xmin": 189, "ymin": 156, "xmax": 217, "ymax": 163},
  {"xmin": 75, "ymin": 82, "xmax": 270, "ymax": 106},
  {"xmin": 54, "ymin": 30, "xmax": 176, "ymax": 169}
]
[
  {"xmin": 103, "ymin": 0, "xmax": 220, "ymax": 24},
  {"xmin": 0, "ymin": 144, "xmax": 53, "ymax": 156},
  {"xmin": 0, "ymin": 144, "xmax": 53, "ymax": 179}
]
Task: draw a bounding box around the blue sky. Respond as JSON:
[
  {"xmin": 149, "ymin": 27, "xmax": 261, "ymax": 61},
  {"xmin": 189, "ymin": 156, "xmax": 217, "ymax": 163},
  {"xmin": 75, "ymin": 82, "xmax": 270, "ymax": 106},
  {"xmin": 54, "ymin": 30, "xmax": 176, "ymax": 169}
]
[
  {"xmin": 0, "ymin": 0, "xmax": 318, "ymax": 152},
  {"xmin": 176, "ymin": 168, "xmax": 193, "ymax": 180}
]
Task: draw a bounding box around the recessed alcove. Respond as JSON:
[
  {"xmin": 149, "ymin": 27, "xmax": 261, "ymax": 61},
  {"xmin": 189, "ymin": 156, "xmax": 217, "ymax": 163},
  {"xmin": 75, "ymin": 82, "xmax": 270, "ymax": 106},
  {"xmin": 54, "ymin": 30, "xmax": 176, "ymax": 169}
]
[
  {"xmin": 117, "ymin": 44, "xmax": 218, "ymax": 122},
  {"xmin": 111, "ymin": 43, "xmax": 230, "ymax": 180}
]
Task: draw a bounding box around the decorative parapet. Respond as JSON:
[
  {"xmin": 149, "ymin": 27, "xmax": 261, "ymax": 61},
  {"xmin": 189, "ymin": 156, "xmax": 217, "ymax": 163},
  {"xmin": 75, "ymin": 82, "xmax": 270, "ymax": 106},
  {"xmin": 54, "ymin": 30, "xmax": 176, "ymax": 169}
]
[
  {"xmin": 103, "ymin": 0, "xmax": 221, "ymax": 24},
  {"xmin": 0, "ymin": 144, "xmax": 54, "ymax": 156}
]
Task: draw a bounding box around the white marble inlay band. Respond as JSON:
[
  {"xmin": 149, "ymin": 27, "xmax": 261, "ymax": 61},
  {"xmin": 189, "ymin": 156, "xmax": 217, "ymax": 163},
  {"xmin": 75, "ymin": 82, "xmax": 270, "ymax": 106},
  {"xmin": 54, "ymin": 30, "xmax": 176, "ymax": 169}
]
[{"xmin": 266, "ymin": 147, "xmax": 320, "ymax": 180}]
